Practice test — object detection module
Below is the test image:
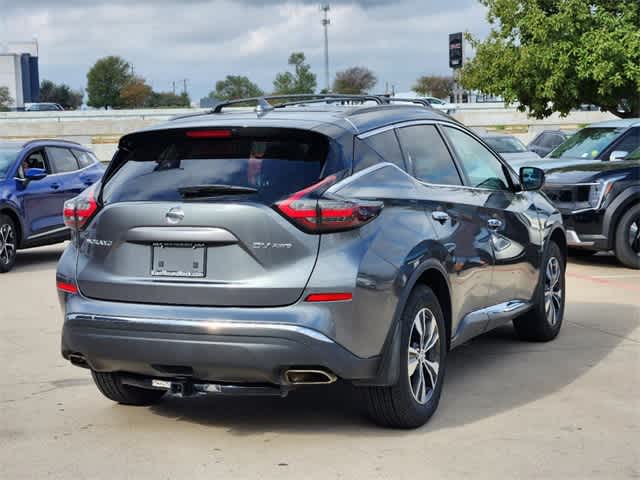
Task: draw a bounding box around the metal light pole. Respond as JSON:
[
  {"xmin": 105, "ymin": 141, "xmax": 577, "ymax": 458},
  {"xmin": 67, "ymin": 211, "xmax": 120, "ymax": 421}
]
[{"xmin": 321, "ymin": 4, "xmax": 331, "ymax": 92}]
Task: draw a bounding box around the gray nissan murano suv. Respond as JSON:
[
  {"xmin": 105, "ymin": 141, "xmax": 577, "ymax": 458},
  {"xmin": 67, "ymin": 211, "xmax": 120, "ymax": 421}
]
[{"xmin": 57, "ymin": 95, "xmax": 566, "ymax": 428}]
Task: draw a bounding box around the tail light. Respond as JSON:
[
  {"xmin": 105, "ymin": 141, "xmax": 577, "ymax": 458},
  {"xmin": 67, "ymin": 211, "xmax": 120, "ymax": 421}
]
[
  {"xmin": 64, "ymin": 182, "xmax": 100, "ymax": 230},
  {"xmin": 274, "ymin": 176, "xmax": 383, "ymax": 233},
  {"xmin": 56, "ymin": 281, "xmax": 78, "ymax": 294}
]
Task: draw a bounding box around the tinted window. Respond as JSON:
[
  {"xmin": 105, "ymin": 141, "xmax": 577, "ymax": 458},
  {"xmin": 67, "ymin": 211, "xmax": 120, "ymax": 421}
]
[
  {"xmin": 103, "ymin": 130, "xmax": 329, "ymax": 205},
  {"xmin": 396, "ymin": 125, "xmax": 461, "ymax": 185},
  {"xmin": 0, "ymin": 148, "xmax": 20, "ymax": 179},
  {"xmin": 443, "ymin": 126, "xmax": 510, "ymax": 191},
  {"xmin": 354, "ymin": 138, "xmax": 383, "ymax": 172},
  {"xmin": 72, "ymin": 149, "xmax": 97, "ymax": 168},
  {"xmin": 549, "ymin": 127, "xmax": 623, "ymax": 159},
  {"xmin": 539, "ymin": 133, "xmax": 557, "ymax": 149},
  {"xmin": 610, "ymin": 128, "xmax": 640, "ymax": 156},
  {"xmin": 46, "ymin": 147, "xmax": 79, "ymax": 173},
  {"xmin": 365, "ymin": 130, "xmax": 406, "ymax": 170}
]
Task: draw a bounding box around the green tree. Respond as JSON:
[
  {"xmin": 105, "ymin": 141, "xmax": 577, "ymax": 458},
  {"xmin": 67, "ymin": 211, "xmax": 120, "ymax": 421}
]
[
  {"xmin": 461, "ymin": 0, "xmax": 640, "ymax": 118},
  {"xmin": 208, "ymin": 75, "xmax": 264, "ymax": 100},
  {"xmin": 120, "ymin": 76, "xmax": 153, "ymax": 108},
  {"xmin": 0, "ymin": 86, "xmax": 12, "ymax": 111},
  {"xmin": 147, "ymin": 91, "xmax": 190, "ymax": 108},
  {"xmin": 86, "ymin": 56, "xmax": 131, "ymax": 108},
  {"xmin": 412, "ymin": 75, "xmax": 454, "ymax": 99},
  {"xmin": 273, "ymin": 52, "xmax": 317, "ymax": 95},
  {"xmin": 332, "ymin": 67, "xmax": 377, "ymax": 94},
  {"xmin": 39, "ymin": 80, "xmax": 83, "ymax": 109}
]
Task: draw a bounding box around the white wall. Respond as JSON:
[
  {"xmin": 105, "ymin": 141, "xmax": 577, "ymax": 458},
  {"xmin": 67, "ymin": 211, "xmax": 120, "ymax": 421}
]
[{"xmin": 0, "ymin": 54, "xmax": 22, "ymax": 109}]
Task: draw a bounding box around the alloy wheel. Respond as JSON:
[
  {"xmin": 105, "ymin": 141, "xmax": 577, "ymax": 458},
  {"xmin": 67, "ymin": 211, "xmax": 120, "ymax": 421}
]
[
  {"xmin": 407, "ymin": 308, "xmax": 440, "ymax": 405},
  {"xmin": 544, "ymin": 256, "xmax": 562, "ymax": 326},
  {"xmin": 0, "ymin": 223, "xmax": 16, "ymax": 266}
]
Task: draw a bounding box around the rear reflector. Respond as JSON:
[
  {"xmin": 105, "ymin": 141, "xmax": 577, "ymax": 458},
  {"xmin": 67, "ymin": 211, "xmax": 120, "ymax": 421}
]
[
  {"xmin": 185, "ymin": 130, "xmax": 232, "ymax": 138},
  {"xmin": 305, "ymin": 293, "xmax": 352, "ymax": 302},
  {"xmin": 56, "ymin": 281, "xmax": 78, "ymax": 294}
]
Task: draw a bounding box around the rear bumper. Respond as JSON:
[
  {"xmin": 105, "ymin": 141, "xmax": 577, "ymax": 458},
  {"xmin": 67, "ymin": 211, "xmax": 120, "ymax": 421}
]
[{"xmin": 61, "ymin": 311, "xmax": 379, "ymax": 386}]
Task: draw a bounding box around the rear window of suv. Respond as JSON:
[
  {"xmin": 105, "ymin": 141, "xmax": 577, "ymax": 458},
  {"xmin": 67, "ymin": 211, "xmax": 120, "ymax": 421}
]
[{"xmin": 102, "ymin": 128, "xmax": 334, "ymax": 205}]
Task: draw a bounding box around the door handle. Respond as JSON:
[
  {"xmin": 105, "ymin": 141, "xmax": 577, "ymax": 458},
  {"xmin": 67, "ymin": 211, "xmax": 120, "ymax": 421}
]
[
  {"xmin": 50, "ymin": 183, "xmax": 60, "ymax": 190},
  {"xmin": 432, "ymin": 211, "xmax": 450, "ymax": 223},
  {"xmin": 487, "ymin": 218, "xmax": 503, "ymax": 230}
]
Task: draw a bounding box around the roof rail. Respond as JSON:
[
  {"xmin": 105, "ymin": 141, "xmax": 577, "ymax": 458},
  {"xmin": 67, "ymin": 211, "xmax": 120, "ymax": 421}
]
[
  {"xmin": 21, "ymin": 138, "xmax": 82, "ymax": 148},
  {"xmin": 207, "ymin": 94, "xmax": 387, "ymax": 114}
]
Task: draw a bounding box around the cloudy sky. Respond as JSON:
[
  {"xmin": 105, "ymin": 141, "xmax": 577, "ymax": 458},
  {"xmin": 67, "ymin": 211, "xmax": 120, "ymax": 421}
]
[{"xmin": 0, "ymin": 0, "xmax": 490, "ymax": 101}]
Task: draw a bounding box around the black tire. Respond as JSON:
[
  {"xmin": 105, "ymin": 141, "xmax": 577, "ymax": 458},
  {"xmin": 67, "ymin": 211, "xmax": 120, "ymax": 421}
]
[
  {"xmin": 513, "ymin": 241, "xmax": 565, "ymax": 342},
  {"xmin": 0, "ymin": 214, "xmax": 18, "ymax": 273},
  {"xmin": 567, "ymin": 247, "xmax": 596, "ymax": 257},
  {"xmin": 362, "ymin": 285, "xmax": 447, "ymax": 429},
  {"xmin": 614, "ymin": 204, "xmax": 640, "ymax": 269},
  {"xmin": 91, "ymin": 371, "xmax": 166, "ymax": 406}
]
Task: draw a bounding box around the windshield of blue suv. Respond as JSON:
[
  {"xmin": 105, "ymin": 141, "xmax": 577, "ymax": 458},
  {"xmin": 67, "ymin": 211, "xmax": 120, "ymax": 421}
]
[
  {"xmin": 0, "ymin": 148, "xmax": 20, "ymax": 179},
  {"xmin": 549, "ymin": 127, "xmax": 623, "ymax": 160}
]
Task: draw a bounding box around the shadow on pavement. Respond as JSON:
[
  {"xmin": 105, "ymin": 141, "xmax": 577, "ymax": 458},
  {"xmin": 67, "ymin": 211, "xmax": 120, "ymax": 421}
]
[
  {"xmin": 150, "ymin": 301, "xmax": 638, "ymax": 435},
  {"xmin": 11, "ymin": 245, "xmax": 65, "ymax": 274}
]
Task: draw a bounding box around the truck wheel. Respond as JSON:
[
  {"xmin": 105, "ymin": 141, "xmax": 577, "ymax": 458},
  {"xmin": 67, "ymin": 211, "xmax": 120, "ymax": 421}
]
[
  {"xmin": 0, "ymin": 214, "xmax": 17, "ymax": 273},
  {"xmin": 614, "ymin": 204, "xmax": 640, "ymax": 269},
  {"xmin": 92, "ymin": 371, "xmax": 166, "ymax": 406},
  {"xmin": 514, "ymin": 241, "xmax": 565, "ymax": 342},
  {"xmin": 362, "ymin": 285, "xmax": 447, "ymax": 429}
]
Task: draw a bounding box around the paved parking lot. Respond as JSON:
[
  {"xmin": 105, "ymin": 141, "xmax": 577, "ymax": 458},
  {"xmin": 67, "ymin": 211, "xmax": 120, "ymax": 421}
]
[{"xmin": 1, "ymin": 244, "xmax": 638, "ymax": 479}]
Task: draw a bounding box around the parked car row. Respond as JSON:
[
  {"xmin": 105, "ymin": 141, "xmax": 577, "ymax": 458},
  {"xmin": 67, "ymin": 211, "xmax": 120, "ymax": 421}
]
[{"xmin": 478, "ymin": 120, "xmax": 639, "ymax": 269}]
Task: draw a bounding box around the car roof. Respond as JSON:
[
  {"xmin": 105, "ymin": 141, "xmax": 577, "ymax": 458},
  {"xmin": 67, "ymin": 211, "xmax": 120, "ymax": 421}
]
[
  {"xmin": 0, "ymin": 139, "xmax": 88, "ymax": 150},
  {"xmin": 135, "ymin": 104, "xmax": 455, "ymax": 138},
  {"xmin": 588, "ymin": 118, "xmax": 640, "ymax": 128}
]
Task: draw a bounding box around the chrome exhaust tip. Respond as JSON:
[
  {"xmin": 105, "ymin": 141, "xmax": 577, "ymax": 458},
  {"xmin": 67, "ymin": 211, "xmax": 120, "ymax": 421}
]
[{"xmin": 284, "ymin": 369, "xmax": 337, "ymax": 385}]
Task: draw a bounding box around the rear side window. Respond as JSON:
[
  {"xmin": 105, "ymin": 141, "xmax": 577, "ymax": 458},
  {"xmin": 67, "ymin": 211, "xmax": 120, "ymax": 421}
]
[
  {"xmin": 46, "ymin": 147, "xmax": 79, "ymax": 173},
  {"xmin": 396, "ymin": 125, "xmax": 462, "ymax": 185},
  {"xmin": 102, "ymin": 129, "xmax": 331, "ymax": 205},
  {"xmin": 353, "ymin": 131, "xmax": 406, "ymax": 172},
  {"xmin": 72, "ymin": 149, "xmax": 97, "ymax": 168}
]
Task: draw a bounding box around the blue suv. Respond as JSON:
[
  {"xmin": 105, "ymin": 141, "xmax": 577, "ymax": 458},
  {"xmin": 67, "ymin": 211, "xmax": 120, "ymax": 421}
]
[{"xmin": 0, "ymin": 139, "xmax": 104, "ymax": 272}]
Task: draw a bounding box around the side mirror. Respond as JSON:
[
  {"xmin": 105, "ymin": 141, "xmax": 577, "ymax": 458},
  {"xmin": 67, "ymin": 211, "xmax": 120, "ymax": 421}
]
[
  {"xmin": 609, "ymin": 150, "xmax": 628, "ymax": 162},
  {"xmin": 24, "ymin": 167, "xmax": 48, "ymax": 181},
  {"xmin": 519, "ymin": 166, "xmax": 545, "ymax": 191}
]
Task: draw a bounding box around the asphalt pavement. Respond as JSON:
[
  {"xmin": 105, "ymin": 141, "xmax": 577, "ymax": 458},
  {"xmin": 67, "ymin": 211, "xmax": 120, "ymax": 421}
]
[{"xmin": 1, "ymin": 244, "xmax": 638, "ymax": 479}]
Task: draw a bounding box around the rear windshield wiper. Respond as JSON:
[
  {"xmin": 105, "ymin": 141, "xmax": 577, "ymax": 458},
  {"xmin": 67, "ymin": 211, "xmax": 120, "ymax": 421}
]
[{"xmin": 178, "ymin": 184, "xmax": 258, "ymax": 198}]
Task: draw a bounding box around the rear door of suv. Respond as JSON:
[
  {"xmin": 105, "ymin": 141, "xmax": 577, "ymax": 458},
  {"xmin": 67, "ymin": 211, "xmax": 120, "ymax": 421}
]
[{"xmin": 76, "ymin": 127, "xmax": 343, "ymax": 307}]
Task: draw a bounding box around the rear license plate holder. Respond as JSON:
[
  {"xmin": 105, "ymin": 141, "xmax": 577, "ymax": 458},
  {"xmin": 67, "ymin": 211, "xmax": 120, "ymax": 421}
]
[{"xmin": 151, "ymin": 243, "xmax": 206, "ymax": 278}]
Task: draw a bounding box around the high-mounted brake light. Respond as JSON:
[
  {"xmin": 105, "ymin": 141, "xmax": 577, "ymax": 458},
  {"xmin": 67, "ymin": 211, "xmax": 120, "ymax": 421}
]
[
  {"xmin": 305, "ymin": 293, "xmax": 353, "ymax": 302},
  {"xmin": 274, "ymin": 176, "xmax": 383, "ymax": 233},
  {"xmin": 64, "ymin": 183, "xmax": 100, "ymax": 231},
  {"xmin": 185, "ymin": 130, "xmax": 232, "ymax": 138},
  {"xmin": 56, "ymin": 281, "xmax": 78, "ymax": 294}
]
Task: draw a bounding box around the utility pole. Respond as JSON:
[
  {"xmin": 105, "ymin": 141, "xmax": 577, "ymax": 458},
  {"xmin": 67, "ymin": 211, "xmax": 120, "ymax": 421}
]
[
  {"xmin": 172, "ymin": 81, "xmax": 176, "ymax": 95},
  {"xmin": 182, "ymin": 79, "xmax": 188, "ymax": 95},
  {"xmin": 321, "ymin": 4, "xmax": 331, "ymax": 92}
]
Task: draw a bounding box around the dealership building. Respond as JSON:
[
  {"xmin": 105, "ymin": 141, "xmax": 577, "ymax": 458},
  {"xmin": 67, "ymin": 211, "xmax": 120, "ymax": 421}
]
[{"xmin": 0, "ymin": 41, "xmax": 40, "ymax": 110}]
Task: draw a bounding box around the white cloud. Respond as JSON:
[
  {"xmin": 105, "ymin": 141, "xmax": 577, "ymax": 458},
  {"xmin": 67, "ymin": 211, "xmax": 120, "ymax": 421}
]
[{"xmin": 0, "ymin": 0, "xmax": 489, "ymax": 99}]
